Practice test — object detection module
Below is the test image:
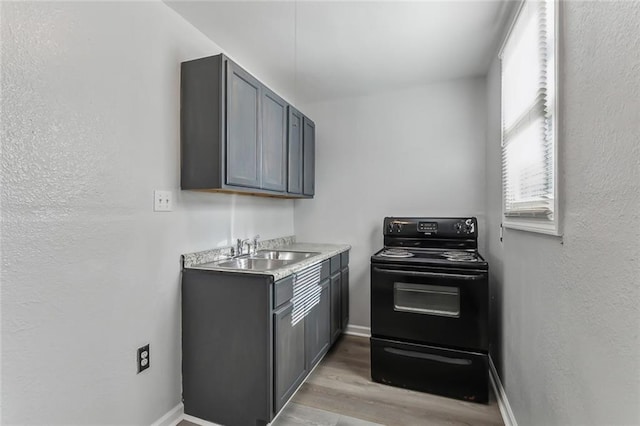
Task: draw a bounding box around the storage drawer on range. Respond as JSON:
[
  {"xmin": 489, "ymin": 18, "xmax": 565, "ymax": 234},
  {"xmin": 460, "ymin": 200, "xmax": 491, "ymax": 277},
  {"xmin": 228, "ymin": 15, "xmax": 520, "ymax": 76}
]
[{"xmin": 370, "ymin": 337, "xmax": 489, "ymax": 403}]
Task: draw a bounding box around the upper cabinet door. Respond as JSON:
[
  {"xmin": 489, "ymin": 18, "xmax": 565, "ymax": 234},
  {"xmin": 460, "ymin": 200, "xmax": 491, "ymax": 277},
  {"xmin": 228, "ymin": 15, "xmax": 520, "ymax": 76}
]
[
  {"xmin": 261, "ymin": 88, "xmax": 287, "ymax": 192},
  {"xmin": 302, "ymin": 116, "xmax": 315, "ymax": 196},
  {"xmin": 287, "ymin": 107, "xmax": 303, "ymax": 195},
  {"xmin": 226, "ymin": 60, "xmax": 261, "ymax": 188}
]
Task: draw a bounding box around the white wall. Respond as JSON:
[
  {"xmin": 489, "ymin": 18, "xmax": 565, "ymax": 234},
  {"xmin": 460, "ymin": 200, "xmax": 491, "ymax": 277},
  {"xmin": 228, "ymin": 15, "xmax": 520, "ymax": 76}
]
[
  {"xmin": 0, "ymin": 2, "xmax": 293, "ymax": 424},
  {"xmin": 295, "ymin": 79, "xmax": 488, "ymax": 329},
  {"xmin": 485, "ymin": 1, "xmax": 640, "ymax": 425}
]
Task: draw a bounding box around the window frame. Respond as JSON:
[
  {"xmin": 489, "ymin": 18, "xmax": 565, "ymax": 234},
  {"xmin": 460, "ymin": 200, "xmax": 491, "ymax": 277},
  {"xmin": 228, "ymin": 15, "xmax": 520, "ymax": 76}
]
[{"xmin": 499, "ymin": 0, "xmax": 561, "ymax": 236}]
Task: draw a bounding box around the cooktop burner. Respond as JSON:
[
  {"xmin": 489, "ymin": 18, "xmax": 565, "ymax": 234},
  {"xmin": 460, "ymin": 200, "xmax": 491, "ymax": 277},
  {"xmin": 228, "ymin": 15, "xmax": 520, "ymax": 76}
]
[
  {"xmin": 379, "ymin": 249, "xmax": 415, "ymax": 258},
  {"xmin": 442, "ymin": 251, "xmax": 479, "ymax": 262}
]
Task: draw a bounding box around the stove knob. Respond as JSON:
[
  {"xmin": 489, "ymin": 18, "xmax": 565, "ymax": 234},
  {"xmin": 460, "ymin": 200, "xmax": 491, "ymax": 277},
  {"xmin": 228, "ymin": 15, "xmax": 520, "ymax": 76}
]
[
  {"xmin": 464, "ymin": 219, "xmax": 475, "ymax": 234},
  {"xmin": 454, "ymin": 223, "xmax": 462, "ymax": 233},
  {"xmin": 396, "ymin": 223, "xmax": 403, "ymax": 232},
  {"xmin": 387, "ymin": 222, "xmax": 394, "ymax": 233}
]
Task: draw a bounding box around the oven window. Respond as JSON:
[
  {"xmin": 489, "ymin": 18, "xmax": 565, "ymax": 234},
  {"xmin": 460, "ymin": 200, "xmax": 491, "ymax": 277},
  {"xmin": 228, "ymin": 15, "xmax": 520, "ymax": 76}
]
[{"xmin": 393, "ymin": 283, "xmax": 460, "ymax": 318}]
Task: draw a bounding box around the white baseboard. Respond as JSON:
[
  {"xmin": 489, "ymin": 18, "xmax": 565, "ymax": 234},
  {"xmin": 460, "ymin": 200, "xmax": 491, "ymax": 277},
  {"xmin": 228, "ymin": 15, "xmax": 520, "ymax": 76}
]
[
  {"xmin": 489, "ymin": 356, "xmax": 518, "ymax": 426},
  {"xmin": 151, "ymin": 403, "xmax": 184, "ymax": 426},
  {"xmin": 344, "ymin": 324, "xmax": 371, "ymax": 337},
  {"xmin": 182, "ymin": 413, "xmax": 223, "ymax": 426},
  {"xmin": 150, "ymin": 403, "xmax": 223, "ymax": 426}
]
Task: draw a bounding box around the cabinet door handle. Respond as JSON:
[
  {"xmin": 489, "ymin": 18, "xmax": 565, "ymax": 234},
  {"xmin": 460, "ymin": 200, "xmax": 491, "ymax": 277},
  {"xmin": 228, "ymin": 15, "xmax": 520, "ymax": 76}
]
[
  {"xmin": 383, "ymin": 347, "xmax": 472, "ymax": 366},
  {"xmin": 274, "ymin": 301, "xmax": 293, "ymax": 316}
]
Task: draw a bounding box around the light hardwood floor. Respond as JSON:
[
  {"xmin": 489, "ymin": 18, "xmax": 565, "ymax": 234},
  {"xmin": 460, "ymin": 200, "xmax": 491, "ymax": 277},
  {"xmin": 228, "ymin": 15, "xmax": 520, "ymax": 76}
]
[{"xmin": 180, "ymin": 335, "xmax": 504, "ymax": 426}]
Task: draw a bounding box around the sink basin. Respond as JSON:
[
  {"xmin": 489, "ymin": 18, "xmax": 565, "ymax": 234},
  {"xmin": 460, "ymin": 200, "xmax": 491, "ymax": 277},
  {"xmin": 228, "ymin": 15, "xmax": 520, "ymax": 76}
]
[
  {"xmin": 200, "ymin": 250, "xmax": 320, "ymax": 271},
  {"xmin": 214, "ymin": 257, "xmax": 292, "ymax": 271},
  {"xmin": 252, "ymin": 250, "xmax": 320, "ymax": 261}
]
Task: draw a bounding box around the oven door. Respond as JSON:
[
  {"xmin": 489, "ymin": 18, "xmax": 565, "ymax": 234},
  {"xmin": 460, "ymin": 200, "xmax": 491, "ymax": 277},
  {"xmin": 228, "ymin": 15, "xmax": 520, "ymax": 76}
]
[{"xmin": 371, "ymin": 263, "xmax": 488, "ymax": 351}]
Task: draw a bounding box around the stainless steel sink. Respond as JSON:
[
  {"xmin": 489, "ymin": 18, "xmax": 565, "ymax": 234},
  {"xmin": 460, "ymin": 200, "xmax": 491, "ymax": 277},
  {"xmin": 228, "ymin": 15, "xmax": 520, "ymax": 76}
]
[
  {"xmin": 252, "ymin": 250, "xmax": 320, "ymax": 261},
  {"xmin": 213, "ymin": 257, "xmax": 293, "ymax": 271},
  {"xmin": 201, "ymin": 250, "xmax": 320, "ymax": 271}
]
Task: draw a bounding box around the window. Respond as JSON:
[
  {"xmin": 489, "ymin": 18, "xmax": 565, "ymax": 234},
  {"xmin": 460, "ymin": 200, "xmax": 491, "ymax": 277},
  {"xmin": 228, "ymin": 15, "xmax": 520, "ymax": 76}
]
[{"xmin": 500, "ymin": 0, "xmax": 560, "ymax": 235}]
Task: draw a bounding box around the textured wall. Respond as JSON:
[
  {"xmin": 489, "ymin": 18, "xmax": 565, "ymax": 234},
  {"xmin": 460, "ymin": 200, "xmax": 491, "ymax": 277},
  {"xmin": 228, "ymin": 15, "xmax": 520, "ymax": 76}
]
[
  {"xmin": 1, "ymin": 2, "xmax": 293, "ymax": 424},
  {"xmin": 485, "ymin": 1, "xmax": 640, "ymax": 424},
  {"xmin": 295, "ymin": 79, "xmax": 488, "ymax": 330}
]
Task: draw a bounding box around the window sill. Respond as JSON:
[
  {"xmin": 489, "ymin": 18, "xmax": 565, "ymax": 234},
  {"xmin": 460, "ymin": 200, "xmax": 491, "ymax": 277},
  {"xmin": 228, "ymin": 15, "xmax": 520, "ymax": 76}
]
[{"xmin": 503, "ymin": 217, "xmax": 562, "ymax": 236}]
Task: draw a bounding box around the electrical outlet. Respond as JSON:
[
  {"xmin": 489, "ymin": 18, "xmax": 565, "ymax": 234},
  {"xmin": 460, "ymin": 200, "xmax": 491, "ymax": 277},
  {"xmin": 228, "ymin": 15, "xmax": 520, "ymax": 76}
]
[
  {"xmin": 154, "ymin": 190, "xmax": 172, "ymax": 212},
  {"xmin": 137, "ymin": 344, "xmax": 150, "ymax": 373}
]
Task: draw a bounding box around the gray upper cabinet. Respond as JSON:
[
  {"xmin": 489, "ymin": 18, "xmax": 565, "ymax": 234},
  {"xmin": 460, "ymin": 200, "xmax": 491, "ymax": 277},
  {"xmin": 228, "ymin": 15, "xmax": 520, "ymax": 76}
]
[
  {"xmin": 287, "ymin": 107, "xmax": 303, "ymax": 195},
  {"xmin": 226, "ymin": 60, "xmax": 262, "ymax": 188},
  {"xmin": 261, "ymin": 88, "xmax": 287, "ymax": 192},
  {"xmin": 303, "ymin": 116, "xmax": 316, "ymax": 196},
  {"xmin": 181, "ymin": 53, "xmax": 314, "ymax": 198},
  {"xmin": 287, "ymin": 107, "xmax": 315, "ymax": 198}
]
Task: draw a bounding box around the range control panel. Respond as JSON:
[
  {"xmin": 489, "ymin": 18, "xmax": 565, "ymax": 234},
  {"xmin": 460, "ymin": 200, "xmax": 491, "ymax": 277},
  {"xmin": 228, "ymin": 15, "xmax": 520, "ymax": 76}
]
[
  {"xmin": 417, "ymin": 222, "xmax": 438, "ymax": 233},
  {"xmin": 384, "ymin": 217, "xmax": 477, "ymax": 238}
]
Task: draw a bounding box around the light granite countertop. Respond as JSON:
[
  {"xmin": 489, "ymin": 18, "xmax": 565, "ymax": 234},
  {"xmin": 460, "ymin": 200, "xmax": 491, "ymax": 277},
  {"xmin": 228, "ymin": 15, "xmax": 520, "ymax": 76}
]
[{"xmin": 182, "ymin": 237, "xmax": 351, "ymax": 281}]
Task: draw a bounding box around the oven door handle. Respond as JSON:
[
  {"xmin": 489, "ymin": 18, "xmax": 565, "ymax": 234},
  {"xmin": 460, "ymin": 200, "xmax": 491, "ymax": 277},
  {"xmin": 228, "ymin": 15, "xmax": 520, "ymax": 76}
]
[
  {"xmin": 373, "ymin": 267, "xmax": 483, "ymax": 281},
  {"xmin": 383, "ymin": 347, "xmax": 472, "ymax": 365}
]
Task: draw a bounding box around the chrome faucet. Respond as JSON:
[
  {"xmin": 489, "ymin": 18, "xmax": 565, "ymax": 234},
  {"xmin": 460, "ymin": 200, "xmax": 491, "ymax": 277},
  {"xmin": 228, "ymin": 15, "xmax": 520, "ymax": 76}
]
[
  {"xmin": 235, "ymin": 235, "xmax": 260, "ymax": 256},
  {"xmin": 236, "ymin": 238, "xmax": 250, "ymax": 256}
]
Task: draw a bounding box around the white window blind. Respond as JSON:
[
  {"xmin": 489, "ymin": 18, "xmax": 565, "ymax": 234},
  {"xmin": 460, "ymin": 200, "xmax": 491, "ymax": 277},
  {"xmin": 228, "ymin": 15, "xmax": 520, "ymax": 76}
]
[{"xmin": 500, "ymin": 0, "xmax": 559, "ymax": 234}]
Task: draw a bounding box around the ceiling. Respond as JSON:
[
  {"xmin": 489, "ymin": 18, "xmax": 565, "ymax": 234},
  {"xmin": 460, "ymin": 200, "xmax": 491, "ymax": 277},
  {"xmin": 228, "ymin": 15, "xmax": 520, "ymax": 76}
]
[{"xmin": 166, "ymin": 0, "xmax": 512, "ymax": 106}]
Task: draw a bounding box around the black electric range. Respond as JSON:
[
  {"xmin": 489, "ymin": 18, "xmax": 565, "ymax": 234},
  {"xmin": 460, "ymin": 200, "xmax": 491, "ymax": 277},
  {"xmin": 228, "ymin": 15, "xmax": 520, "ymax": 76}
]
[{"xmin": 370, "ymin": 217, "xmax": 490, "ymax": 403}]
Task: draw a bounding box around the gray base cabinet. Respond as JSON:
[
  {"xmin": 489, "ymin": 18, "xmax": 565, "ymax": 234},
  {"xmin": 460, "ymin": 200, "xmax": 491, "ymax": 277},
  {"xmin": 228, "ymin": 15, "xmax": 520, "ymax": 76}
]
[
  {"xmin": 329, "ymin": 252, "xmax": 350, "ymax": 344},
  {"xmin": 341, "ymin": 266, "xmax": 349, "ymax": 329},
  {"xmin": 330, "ymin": 272, "xmax": 342, "ymax": 344},
  {"xmin": 181, "ymin": 270, "xmax": 272, "ymax": 426},
  {"xmin": 274, "ymin": 302, "xmax": 307, "ymax": 412},
  {"xmin": 182, "ymin": 251, "xmax": 348, "ymax": 426},
  {"xmin": 304, "ymin": 279, "xmax": 330, "ymax": 369}
]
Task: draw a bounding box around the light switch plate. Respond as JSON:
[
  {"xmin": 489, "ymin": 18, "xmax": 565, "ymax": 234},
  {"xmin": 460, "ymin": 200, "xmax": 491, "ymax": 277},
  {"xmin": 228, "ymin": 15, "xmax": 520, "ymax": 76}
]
[{"xmin": 154, "ymin": 190, "xmax": 172, "ymax": 212}]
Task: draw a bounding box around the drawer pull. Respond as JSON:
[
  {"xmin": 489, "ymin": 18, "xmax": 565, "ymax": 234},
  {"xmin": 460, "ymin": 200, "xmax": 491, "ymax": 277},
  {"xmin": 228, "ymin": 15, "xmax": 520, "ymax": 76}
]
[{"xmin": 383, "ymin": 347, "xmax": 472, "ymax": 366}]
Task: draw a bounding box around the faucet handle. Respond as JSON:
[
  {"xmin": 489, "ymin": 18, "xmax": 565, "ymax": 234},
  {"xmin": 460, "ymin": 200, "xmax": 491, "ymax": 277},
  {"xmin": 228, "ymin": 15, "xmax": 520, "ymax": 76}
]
[{"xmin": 252, "ymin": 235, "xmax": 260, "ymax": 254}]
